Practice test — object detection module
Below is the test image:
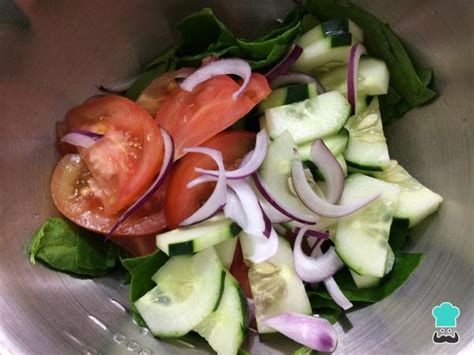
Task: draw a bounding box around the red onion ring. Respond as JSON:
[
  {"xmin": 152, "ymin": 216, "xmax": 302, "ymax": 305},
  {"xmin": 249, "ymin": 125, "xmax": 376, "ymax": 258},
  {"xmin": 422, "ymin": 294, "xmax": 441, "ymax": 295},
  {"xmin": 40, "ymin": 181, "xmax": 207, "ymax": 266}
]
[
  {"xmin": 195, "ymin": 129, "xmax": 269, "ymax": 180},
  {"xmin": 293, "ymin": 226, "xmax": 344, "ymax": 283},
  {"xmin": 310, "ymin": 140, "xmax": 344, "ymax": 204},
  {"xmin": 107, "ymin": 128, "xmax": 174, "ymax": 236},
  {"xmin": 263, "ymin": 312, "xmax": 337, "ymax": 352},
  {"xmin": 293, "ymin": 227, "xmax": 329, "ymax": 240},
  {"xmin": 271, "ymin": 72, "xmax": 326, "ymax": 94},
  {"xmin": 347, "ymin": 43, "xmax": 367, "ymax": 114},
  {"xmin": 265, "ymin": 44, "xmax": 303, "ymax": 82},
  {"xmin": 180, "ymin": 147, "xmax": 227, "ymax": 226},
  {"xmin": 224, "ymin": 189, "xmax": 247, "ymax": 229},
  {"xmin": 239, "ymin": 227, "xmax": 279, "ymax": 263},
  {"xmin": 180, "ymin": 58, "xmax": 251, "ymax": 100},
  {"xmin": 292, "ymin": 152, "xmax": 379, "ymax": 218},
  {"xmin": 253, "ymin": 173, "xmax": 318, "ymax": 224},
  {"xmin": 61, "ymin": 131, "xmax": 103, "ymax": 149}
]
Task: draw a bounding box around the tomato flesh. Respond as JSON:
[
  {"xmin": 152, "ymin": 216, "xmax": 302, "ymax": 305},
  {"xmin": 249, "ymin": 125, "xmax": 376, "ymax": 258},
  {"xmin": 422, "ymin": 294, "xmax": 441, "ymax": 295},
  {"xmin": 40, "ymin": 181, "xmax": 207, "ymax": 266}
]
[
  {"xmin": 51, "ymin": 154, "xmax": 167, "ymax": 256},
  {"xmin": 156, "ymin": 73, "xmax": 270, "ymax": 158},
  {"xmin": 65, "ymin": 95, "xmax": 164, "ymax": 216},
  {"xmin": 164, "ymin": 131, "xmax": 256, "ymax": 229}
]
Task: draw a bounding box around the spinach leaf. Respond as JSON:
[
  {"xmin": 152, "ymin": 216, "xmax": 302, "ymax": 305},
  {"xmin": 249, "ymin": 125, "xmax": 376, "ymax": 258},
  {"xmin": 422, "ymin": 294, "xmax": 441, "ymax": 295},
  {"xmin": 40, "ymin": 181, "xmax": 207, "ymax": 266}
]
[
  {"xmin": 312, "ymin": 252, "xmax": 423, "ymax": 304},
  {"xmin": 389, "ymin": 219, "xmax": 410, "ymax": 251},
  {"xmin": 28, "ymin": 218, "xmax": 118, "ymax": 277},
  {"xmin": 308, "ymin": 293, "xmax": 342, "ymax": 324},
  {"xmin": 305, "ymin": 0, "xmax": 437, "ymax": 120},
  {"xmin": 121, "ymin": 250, "xmax": 169, "ymax": 326},
  {"xmin": 294, "ymin": 346, "xmax": 314, "ymax": 355},
  {"xmin": 125, "ymin": 48, "xmax": 177, "ymax": 100}
]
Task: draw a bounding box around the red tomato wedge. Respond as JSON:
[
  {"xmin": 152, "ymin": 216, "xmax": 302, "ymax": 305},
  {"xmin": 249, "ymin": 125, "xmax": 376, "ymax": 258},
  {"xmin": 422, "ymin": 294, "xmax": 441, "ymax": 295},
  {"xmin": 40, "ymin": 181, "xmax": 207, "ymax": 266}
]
[
  {"xmin": 51, "ymin": 154, "xmax": 167, "ymax": 256},
  {"xmin": 65, "ymin": 95, "xmax": 164, "ymax": 216},
  {"xmin": 164, "ymin": 131, "xmax": 256, "ymax": 229},
  {"xmin": 136, "ymin": 67, "xmax": 195, "ymax": 117},
  {"xmin": 156, "ymin": 73, "xmax": 270, "ymax": 158},
  {"xmin": 230, "ymin": 239, "xmax": 252, "ymax": 299}
]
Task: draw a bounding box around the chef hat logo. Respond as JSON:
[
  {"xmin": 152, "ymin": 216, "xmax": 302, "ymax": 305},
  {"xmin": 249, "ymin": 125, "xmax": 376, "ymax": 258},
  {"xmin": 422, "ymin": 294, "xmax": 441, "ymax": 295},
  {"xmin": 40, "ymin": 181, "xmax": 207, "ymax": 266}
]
[{"xmin": 432, "ymin": 302, "xmax": 460, "ymax": 328}]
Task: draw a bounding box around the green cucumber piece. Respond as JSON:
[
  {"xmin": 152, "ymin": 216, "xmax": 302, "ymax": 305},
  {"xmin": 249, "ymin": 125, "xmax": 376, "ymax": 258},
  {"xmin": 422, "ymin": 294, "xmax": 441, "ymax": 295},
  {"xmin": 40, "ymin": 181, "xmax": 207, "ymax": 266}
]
[
  {"xmin": 135, "ymin": 248, "xmax": 225, "ymax": 337},
  {"xmin": 215, "ymin": 237, "xmax": 238, "ymax": 269},
  {"xmin": 344, "ymin": 97, "xmax": 391, "ymax": 171},
  {"xmin": 194, "ymin": 272, "xmax": 248, "ymax": 355},
  {"xmin": 262, "ymin": 91, "xmax": 350, "ymax": 145},
  {"xmin": 350, "ymin": 270, "xmax": 381, "ymax": 288},
  {"xmin": 258, "ymin": 83, "xmax": 318, "ymax": 113},
  {"xmin": 248, "ymin": 236, "xmax": 312, "ymax": 333},
  {"xmin": 156, "ymin": 215, "xmax": 241, "ymax": 256},
  {"xmin": 373, "ymin": 161, "xmax": 443, "ymax": 227},
  {"xmin": 298, "ymin": 19, "xmax": 363, "ymax": 48},
  {"xmin": 335, "ymin": 174, "xmax": 400, "ymax": 278},
  {"xmin": 298, "ymin": 129, "xmax": 349, "ymax": 160},
  {"xmin": 319, "ymin": 57, "xmax": 390, "ymax": 96}
]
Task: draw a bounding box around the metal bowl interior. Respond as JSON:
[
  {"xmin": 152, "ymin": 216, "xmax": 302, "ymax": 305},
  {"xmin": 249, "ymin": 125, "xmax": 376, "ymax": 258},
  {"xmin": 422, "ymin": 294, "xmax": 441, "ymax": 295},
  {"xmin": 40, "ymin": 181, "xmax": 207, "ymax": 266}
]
[{"xmin": 0, "ymin": 0, "xmax": 472, "ymax": 354}]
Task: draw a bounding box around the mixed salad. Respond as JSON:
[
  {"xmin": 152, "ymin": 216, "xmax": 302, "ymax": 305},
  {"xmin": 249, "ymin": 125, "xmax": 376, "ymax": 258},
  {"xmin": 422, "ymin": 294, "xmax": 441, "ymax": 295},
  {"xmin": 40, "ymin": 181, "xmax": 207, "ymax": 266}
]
[{"xmin": 28, "ymin": 1, "xmax": 442, "ymax": 354}]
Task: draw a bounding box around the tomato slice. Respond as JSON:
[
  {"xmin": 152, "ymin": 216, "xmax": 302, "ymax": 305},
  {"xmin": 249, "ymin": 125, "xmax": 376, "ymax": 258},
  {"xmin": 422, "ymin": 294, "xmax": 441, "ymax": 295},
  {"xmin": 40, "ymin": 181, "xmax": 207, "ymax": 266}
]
[
  {"xmin": 164, "ymin": 131, "xmax": 256, "ymax": 229},
  {"xmin": 156, "ymin": 73, "xmax": 270, "ymax": 158},
  {"xmin": 65, "ymin": 95, "xmax": 164, "ymax": 216},
  {"xmin": 230, "ymin": 239, "xmax": 252, "ymax": 299},
  {"xmin": 51, "ymin": 154, "xmax": 166, "ymax": 256},
  {"xmin": 136, "ymin": 67, "xmax": 195, "ymax": 117}
]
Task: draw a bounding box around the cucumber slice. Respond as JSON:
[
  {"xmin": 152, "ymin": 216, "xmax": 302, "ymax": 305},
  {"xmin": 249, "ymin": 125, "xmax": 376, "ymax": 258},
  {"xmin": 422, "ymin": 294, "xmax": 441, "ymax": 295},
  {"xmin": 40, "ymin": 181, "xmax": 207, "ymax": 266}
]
[
  {"xmin": 215, "ymin": 237, "xmax": 238, "ymax": 269},
  {"xmin": 248, "ymin": 236, "xmax": 312, "ymax": 333},
  {"xmin": 344, "ymin": 97, "xmax": 390, "ymax": 171},
  {"xmin": 336, "ymin": 154, "xmax": 348, "ymax": 177},
  {"xmin": 259, "ymin": 131, "xmax": 317, "ymax": 222},
  {"xmin": 335, "ymin": 174, "xmax": 400, "ymax": 277},
  {"xmin": 373, "ymin": 161, "xmax": 443, "ymax": 227},
  {"xmin": 293, "ymin": 32, "xmax": 360, "ymax": 73},
  {"xmin": 263, "ymin": 91, "xmax": 351, "ymax": 145},
  {"xmin": 135, "ymin": 248, "xmax": 225, "ymax": 337},
  {"xmin": 350, "ymin": 270, "xmax": 380, "ymax": 288},
  {"xmin": 319, "ymin": 58, "xmax": 390, "ymax": 96},
  {"xmin": 194, "ymin": 272, "xmax": 248, "ymax": 355},
  {"xmin": 156, "ymin": 215, "xmax": 241, "ymax": 256},
  {"xmin": 298, "ymin": 19, "xmax": 363, "ymax": 48},
  {"xmin": 303, "ymin": 153, "xmax": 347, "ymax": 181},
  {"xmin": 298, "ymin": 128, "xmax": 349, "ymax": 160},
  {"xmin": 258, "ymin": 84, "xmax": 318, "ymax": 113}
]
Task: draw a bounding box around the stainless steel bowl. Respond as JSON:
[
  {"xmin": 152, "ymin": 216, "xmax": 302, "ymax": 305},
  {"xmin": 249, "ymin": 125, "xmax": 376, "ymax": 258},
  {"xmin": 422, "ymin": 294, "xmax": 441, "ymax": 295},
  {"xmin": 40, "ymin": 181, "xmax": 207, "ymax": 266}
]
[{"xmin": 1, "ymin": 0, "xmax": 472, "ymax": 354}]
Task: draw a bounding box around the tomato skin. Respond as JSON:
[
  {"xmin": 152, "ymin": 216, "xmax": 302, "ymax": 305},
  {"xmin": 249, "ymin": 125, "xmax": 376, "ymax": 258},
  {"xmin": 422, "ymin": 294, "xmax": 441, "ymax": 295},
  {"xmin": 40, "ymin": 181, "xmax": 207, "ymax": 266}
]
[
  {"xmin": 156, "ymin": 73, "xmax": 270, "ymax": 158},
  {"xmin": 65, "ymin": 95, "xmax": 164, "ymax": 216},
  {"xmin": 51, "ymin": 154, "xmax": 167, "ymax": 256},
  {"xmin": 164, "ymin": 131, "xmax": 256, "ymax": 229},
  {"xmin": 230, "ymin": 239, "xmax": 252, "ymax": 299},
  {"xmin": 136, "ymin": 67, "xmax": 195, "ymax": 116}
]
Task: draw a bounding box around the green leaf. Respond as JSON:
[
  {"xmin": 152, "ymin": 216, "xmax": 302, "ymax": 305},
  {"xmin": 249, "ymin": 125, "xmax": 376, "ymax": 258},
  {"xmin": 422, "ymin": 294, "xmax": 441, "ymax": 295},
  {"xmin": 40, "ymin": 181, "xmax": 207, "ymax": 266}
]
[
  {"xmin": 121, "ymin": 250, "xmax": 169, "ymax": 326},
  {"xmin": 308, "ymin": 293, "xmax": 342, "ymax": 324},
  {"xmin": 176, "ymin": 8, "xmax": 237, "ymax": 58},
  {"xmin": 125, "ymin": 48, "xmax": 177, "ymax": 100},
  {"xmin": 28, "ymin": 218, "xmax": 118, "ymax": 277},
  {"xmin": 305, "ymin": 0, "xmax": 437, "ymax": 120},
  {"xmin": 389, "ymin": 219, "xmax": 410, "ymax": 251},
  {"xmin": 313, "ymin": 252, "xmax": 423, "ymax": 303},
  {"xmin": 294, "ymin": 346, "xmax": 314, "ymax": 355}
]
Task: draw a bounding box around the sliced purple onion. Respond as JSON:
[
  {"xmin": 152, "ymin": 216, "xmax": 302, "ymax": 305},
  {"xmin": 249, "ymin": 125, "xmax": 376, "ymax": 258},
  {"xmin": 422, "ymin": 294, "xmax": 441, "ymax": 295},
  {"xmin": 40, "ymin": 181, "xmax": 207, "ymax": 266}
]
[
  {"xmin": 196, "ymin": 129, "xmax": 269, "ymax": 180},
  {"xmin": 262, "ymin": 208, "xmax": 273, "ymax": 238},
  {"xmin": 180, "ymin": 58, "xmax": 251, "ymax": 100},
  {"xmin": 180, "ymin": 147, "xmax": 227, "ymax": 226},
  {"xmin": 347, "ymin": 43, "xmax": 367, "ymax": 114},
  {"xmin": 324, "ymin": 277, "xmax": 353, "ymax": 311},
  {"xmin": 263, "ymin": 312, "xmax": 337, "ymax": 352},
  {"xmin": 107, "ymin": 128, "xmax": 174, "ymax": 236},
  {"xmin": 61, "ymin": 131, "xmax": 103, "ymax": 149},
  {"xmin": 265, "ymin": 44, "xmax": 303, "ymax": 82},
  {"xmin": 271, "ymin": 72, "xmax": 325, "ymax": 94},
  {"xmin": 99, "ymin": 75, "xmax": 139, "ymax": 93},
  {"xmin": 293, "ymin": 227, "xmax": 330, "ymax": 240},
  {"xmin": 294, "ymin": 226, "xmax": 344, "ymax": 283},
  {"xmin": 292, "ymin": 152, "xmax": 379, "ymax": 218},
  {"xmin": 253, "ymin": 173, "xmax": 318, "ymax": 224},
  {"xmin": 256, "ymin": 191, "xmax": 291, "ymax": 224},
  {"xmin": 227, "ymin": 179, "xmax": 266, "ymax": 237},
  {"xmin": 310, "ymin": 140, "xmax": 344, "ymax": 204},
  {"xmin": 239, "ymin": 227, "xmax": 279, "ymax": 263},
  {"xmin": 309, "ymin": 243, "xmax": 353, "ymax": 310},
  {"xmin": 224, "ymin": 189, "xmax": 247, "ymax": 229}
]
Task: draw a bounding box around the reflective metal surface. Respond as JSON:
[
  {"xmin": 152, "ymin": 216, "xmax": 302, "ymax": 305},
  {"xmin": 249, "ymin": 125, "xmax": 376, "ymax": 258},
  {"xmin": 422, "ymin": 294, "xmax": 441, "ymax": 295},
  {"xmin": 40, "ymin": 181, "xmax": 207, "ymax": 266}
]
[{"xmin": 0, "ymin": 0, "xmax": 472, "ymax": 354}]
